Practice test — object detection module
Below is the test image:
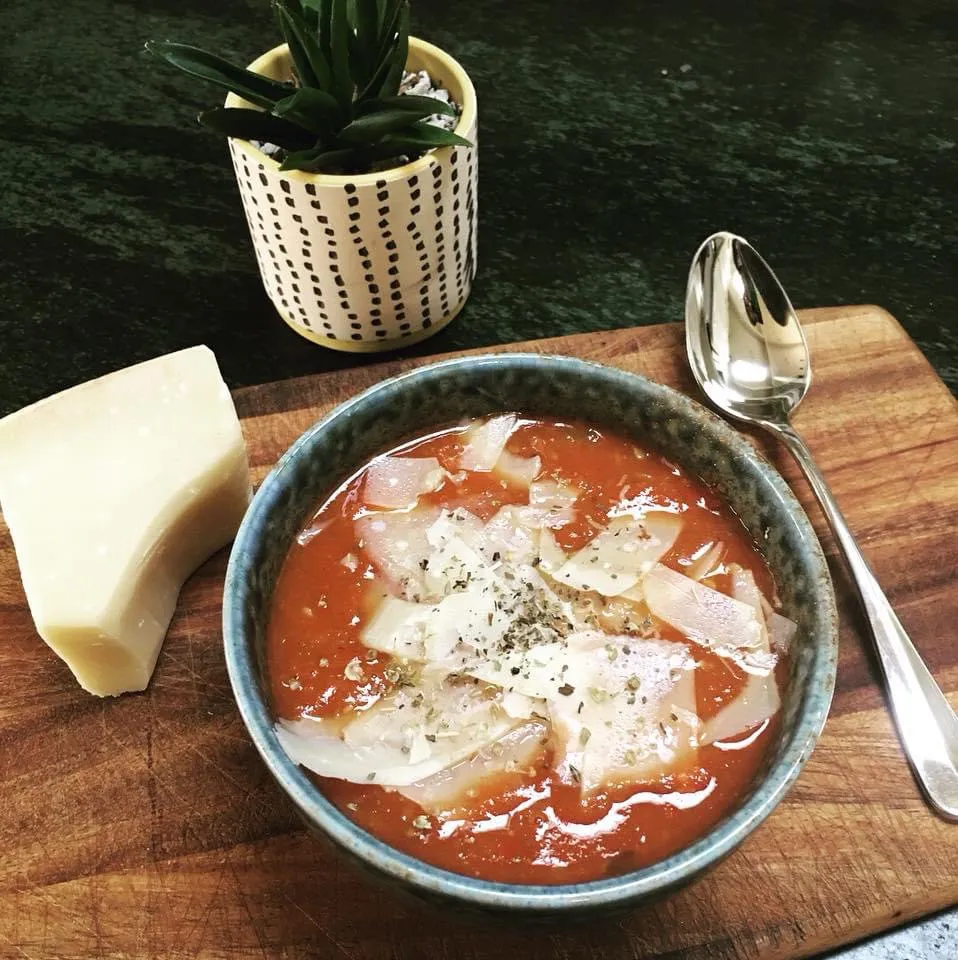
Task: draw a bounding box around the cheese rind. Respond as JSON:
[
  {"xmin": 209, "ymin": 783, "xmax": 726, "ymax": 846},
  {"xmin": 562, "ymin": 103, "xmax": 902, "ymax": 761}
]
[{"xmin": 0, "ymin": 346, "xmax": 251, "ymax": 696}]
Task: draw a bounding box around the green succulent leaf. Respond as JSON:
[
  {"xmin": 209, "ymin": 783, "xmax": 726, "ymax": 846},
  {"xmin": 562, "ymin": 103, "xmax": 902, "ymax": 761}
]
[
  {"xmin": 347, "ymin": 0, "xmax": 380, "ymax": 89},
  {"xmin": 278, "ymin": 143, "xmax": 326, "ymax": 171},
  {"xmin": 356, "ymin": 3, "xmax": 405, "ymax": 102},
  {"xmin": 357, "ymin": 0, "xmax": 403, "ymax": 102},
  {"xmin": 273, "ymin": 87, "xmax": 342, "ymax": 137},
  {"xmin": 280, "ymin": 138, "xmax": 406, "ymax": 173},
  {"xmin": 304, "ymin": 0, "xmax": 334, "ymax": 77},
  {"xmin": 376, "ymin": 0, "xmax": 403, "ymax": 53},
  {"xmin": 328, "ymin": 0, "xmax": 354, "ymax": 109},
  {"xmin": 378, "ymin": 1, "xmax": 409, "ymax": 98},
  {"xmin": 337, "ymin": 110, "xmax": 420, "ymax": 143},
  {"xmin": 357, "ymin": 51, "xmax": 392, "ymax": 104},
  {"xmin": 302, "ymin": 0, "xmax": 331, "ymax": 24},
  {"xmin": 356, "ymin": 94, "xmax": 456, "ymax": 118},
  {"xmin": 300, "ymin": 0, "xmax": 319, "ymax": 32},
  {"xmin": 281, "ymin": 146, "xmax": 357, "ymax": 172},
  {"xmin": 274, "ymin": 1, "xmax": 332, "ymax": 91},
  {"xmin": 145, "ymin": 40, "xmax": 292, "ymax": 109},
  {"xmin": 198, "ymin": 107, "xmax": 315, "ymax": 150},
  {"xmin": 280, "ymin": 143, "xmax": 401, "ymax": 173},
  {"xmin": 377, "ymin": 121, "xmax": 472, "ymax": 151},
  {"xmin": 351, "ymin": 0, "xmax": 380, "ymax": 44},
  {"xmin": 346, "ymin": 31, "xmax": 369, "ymax": 94}
]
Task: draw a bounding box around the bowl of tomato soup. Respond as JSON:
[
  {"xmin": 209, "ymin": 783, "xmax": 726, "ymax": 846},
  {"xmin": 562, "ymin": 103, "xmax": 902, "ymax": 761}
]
[{"xmin": 223, "ymin": 354, "xmax": 837, "ymax": 916}]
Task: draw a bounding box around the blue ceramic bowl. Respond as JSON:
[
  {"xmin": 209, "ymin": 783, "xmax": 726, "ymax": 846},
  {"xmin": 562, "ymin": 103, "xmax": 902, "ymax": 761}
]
[{"xmin": 223, "ymin": 354, "xmax": 838, "ymax": 917}]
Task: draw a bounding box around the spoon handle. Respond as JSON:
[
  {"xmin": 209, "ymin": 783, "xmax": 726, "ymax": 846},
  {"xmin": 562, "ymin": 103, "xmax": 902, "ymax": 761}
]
[{"xmin": 767, "ymin": 421, "xmax": 958, "ymax": 820}]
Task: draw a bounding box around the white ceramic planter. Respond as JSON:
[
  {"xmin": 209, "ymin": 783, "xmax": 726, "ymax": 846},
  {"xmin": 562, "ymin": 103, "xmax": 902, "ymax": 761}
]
[{"xmin": 225, "ymin": 39, "xmax": 478, "ymax": 352}]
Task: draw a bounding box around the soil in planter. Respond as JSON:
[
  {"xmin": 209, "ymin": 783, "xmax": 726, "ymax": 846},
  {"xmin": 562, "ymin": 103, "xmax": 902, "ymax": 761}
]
[{"xmin": 253, "ymin": 69, "xmax": 463, "ymax": 174}]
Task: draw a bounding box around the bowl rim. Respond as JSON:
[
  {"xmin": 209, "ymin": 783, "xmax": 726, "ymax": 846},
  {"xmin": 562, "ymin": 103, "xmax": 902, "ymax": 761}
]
[{"xmin": 223, "ymin": 352, "xmax": 838, "ymax": 912}]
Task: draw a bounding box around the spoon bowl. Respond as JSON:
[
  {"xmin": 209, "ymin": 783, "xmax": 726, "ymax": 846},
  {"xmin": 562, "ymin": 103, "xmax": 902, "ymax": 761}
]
[{"xmin": 686, "ymin": 232, "xmax": 809, "ymax": 424}]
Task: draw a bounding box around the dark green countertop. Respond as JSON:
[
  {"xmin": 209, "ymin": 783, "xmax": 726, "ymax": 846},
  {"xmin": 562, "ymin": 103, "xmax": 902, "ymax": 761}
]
[{"xmin": 0, "ymin": 0, "xmax": 954, "ymax": 955}]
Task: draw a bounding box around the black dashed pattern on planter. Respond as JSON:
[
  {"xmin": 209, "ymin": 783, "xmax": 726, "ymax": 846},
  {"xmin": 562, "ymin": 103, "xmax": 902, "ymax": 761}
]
[
  {"xmin": 406, "ymin": 215, "xmax": 430, "ymax": 321},
  {"xmin": 464, "ymin": 150, "xmax": 477, "ymax": 284},
  {"xmin": 430, "ymin": 162, "xmax": 450, "ymax": 318}
]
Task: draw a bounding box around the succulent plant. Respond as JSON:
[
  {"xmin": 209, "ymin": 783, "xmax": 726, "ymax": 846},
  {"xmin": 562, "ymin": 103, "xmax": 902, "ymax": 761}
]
[{"xmin": 146, "ymin": 0, "xmax": 471, "ymax": 175}]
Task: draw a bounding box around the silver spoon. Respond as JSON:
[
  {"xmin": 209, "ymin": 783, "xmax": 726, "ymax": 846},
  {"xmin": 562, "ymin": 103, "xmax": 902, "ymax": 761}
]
[{"xmin": 685, "ymin": 230, "xmax": 958, "ymax": 821}]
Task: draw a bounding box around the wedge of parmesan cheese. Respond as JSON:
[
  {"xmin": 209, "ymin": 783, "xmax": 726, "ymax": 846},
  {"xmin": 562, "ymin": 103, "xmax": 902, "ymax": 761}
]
[{"xmin": 0, "ymin": 347, "xmax": 251, "ymax": 696}]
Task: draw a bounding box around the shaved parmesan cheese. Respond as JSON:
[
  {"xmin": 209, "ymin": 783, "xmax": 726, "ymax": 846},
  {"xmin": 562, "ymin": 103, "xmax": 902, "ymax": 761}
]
[
  {"xmin": 767, "ymin": 609, "xmax": 797, "ymax": 654},
  {"xmin": 536, "ymin": 528, "xmax": 567, "ymax": 574},
  {"xmin": 361, "ymin": 595, "xmax": 430, "ymax": 658},
  {"xmin": 683, "ymin": 541, "xmax": 725, "ymax": 581},
  {"xmin": 728, "ymin": 564, "xmax": 765, "ymax": 617},
  {"xmin": 642, "ymin": 563, "xmax": 765, "ymax": 653},
  {"xmin": 399, "ymin": 720, "xmax": 549, "ymax": 813},
  {"xmin": 548, "ymin": 633, "xmax": 698, "ymax": 796},
  {"xmin": 529, "ymin": 479, "xmax": 579, "ymax": 511},
  {"xmin": 423, "ymin": 590, "xmax": 494, "ymax": 662},
  {"xmin": 699, "ymin": 575, "xmax": 780, "ymax": 744},
  {"xmin": 527, "ymin": 479, "xmax": 578, "ymax": 529},
  {"xmin": 426, "ymin": 508, "xmax": 485, "ymax": 552},
  {"xmin": 345, "ymin": 674, "xmax": 514, "ymax": 767},
  {"xmin": 465, "ymin": 641, "xmax": 571, "ymax": 700},
  {"xmin": 728, "ymin": 563, "xmax": 796, "ymax": 660},
  {"xmin": 362, "ymin": 535, "xmax": 575, "ymax": 677},
  {"xmin": 673, "ymin": 563, "xmax": 783, "ymax": 744},
  {"xmin": 553, "ymin": 513, "xmax": 682, "ymax": 597},
  {"xmin": 276, "ymin": 675, "xmax": 517, "ymax": 786},
  {"xmin": 356, "ymin": 506, "xmax": 440, "ymax": 599},
  {"xmin": 422, "ymin": 532, "xmax": 489, "ymax": 599},
  {"xmin": 346, "ymin": 490, "xmax": 787, "ymax": 799},
  {"xmin": 756, "ymin": 589, "xmax": 798, "ymax": 655},
  {"xmin": 296, "ymin": 517, "xmax": 330, "ymax": 546},
  {"xmin": 501, "ymin": 691, "xmax": 541, "ymax": 719},
  {"xmin": 364, "ymin": 457, "xmax": 445, "ymax": 509},
  {"xmin": 482, "ymin": 506, "xmax": 541, "ymax": 565},
  {"xmin": 460, "ymin": 415, "xmax": 517, "ymax": 471},
  {"xmin": 700, "ymin": 671, "xmax": 780, "ymax": 745},
  {"xmin": 275, "ymin": 722, "xmax": 403, "ymax": 781},
  {"xmin": 446, "ymin": 560, "xmax": 574, "ymax": 674},
  {"xmin": 595, "ymin": 596, "xmax": 652, "ymax": 635},
  {"xmin": 480, "ymin": 501, "xmax": 577, "ymax": 566},
  {"xmin": 362, "ymin": 591, "xmax": 486, "ymax": 665},
  {"xmin": 494, "ymin": 450, "xmax": 541, "ymax": 488}
]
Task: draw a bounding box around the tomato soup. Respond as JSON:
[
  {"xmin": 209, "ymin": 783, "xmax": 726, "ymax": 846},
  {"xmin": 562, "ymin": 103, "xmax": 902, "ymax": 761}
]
[{"xmin": 267, "ymin": 416, "xmax": 793, "ymax": 885}]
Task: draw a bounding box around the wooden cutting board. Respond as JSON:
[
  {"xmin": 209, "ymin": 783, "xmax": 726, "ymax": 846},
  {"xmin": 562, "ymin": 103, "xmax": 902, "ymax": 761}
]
[{"xmin": 0, "ymin": 305, "xmax": 955, "ymax": 960}]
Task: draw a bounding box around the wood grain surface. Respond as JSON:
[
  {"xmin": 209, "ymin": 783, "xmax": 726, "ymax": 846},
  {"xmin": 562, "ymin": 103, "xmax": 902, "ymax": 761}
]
[{"xmin": 1, "ymin": 306, "xmax": 956, "ymax": 959}]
